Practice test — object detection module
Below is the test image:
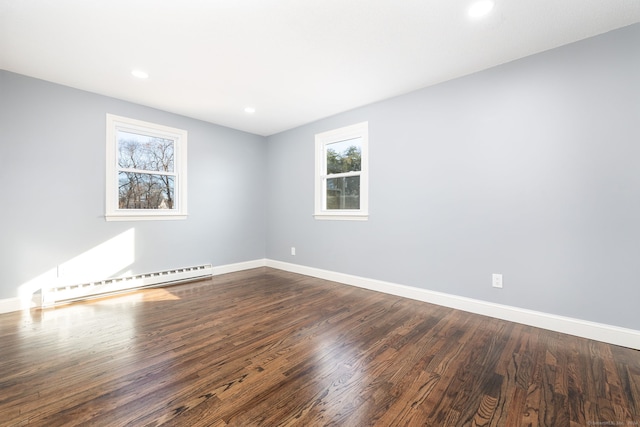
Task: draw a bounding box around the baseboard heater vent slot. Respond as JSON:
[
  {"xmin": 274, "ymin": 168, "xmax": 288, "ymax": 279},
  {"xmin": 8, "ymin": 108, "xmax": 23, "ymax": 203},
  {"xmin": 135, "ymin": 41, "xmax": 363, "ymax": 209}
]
[{"xmin": 42, "ymin": 264, "xmax": 213, "ymax": 308}]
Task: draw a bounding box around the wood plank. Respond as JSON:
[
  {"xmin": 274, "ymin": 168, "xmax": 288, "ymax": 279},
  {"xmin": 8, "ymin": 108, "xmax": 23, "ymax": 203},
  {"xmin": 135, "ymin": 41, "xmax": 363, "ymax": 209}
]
[{"xmin": 0, "ymin": 267, "xmax": 638, "ymax": 426}]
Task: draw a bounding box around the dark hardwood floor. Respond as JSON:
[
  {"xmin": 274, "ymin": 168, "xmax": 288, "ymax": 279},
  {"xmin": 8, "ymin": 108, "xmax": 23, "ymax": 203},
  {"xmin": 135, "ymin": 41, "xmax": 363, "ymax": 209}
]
[{"xmin": 1, "ymin": 267, "xmax": 639, "ymax": 426}]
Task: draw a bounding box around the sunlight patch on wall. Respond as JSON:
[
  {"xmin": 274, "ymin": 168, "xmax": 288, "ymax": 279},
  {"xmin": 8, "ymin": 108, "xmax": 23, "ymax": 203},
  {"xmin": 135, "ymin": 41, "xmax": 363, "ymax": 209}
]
[
  {"xmin": 17, "ymin": 228, "xmax": 136, "ymax": 310},
  {"xmin": 56, "ymin": 228, "xmax": 135, "ymax": 286}
]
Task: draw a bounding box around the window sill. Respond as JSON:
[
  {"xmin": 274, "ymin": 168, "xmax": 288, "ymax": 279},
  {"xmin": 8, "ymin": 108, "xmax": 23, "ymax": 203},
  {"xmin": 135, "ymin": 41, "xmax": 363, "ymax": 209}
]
[
  {"xmin": 105, "ymin": 213, "xmax": 188, "ymax": 222},
  {"xmin": 313, "ymin": 213, "xmax": 368, "ymax": 221}
]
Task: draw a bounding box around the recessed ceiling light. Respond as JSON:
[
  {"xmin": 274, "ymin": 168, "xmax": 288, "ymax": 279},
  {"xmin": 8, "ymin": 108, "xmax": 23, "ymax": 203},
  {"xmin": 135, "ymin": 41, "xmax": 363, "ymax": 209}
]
[
  {"xmin": 131, "ymin": 69, "xmax": 149, "ymax": 79},
  {"xmin": 468, "ymin": 0, "xmax": 495, "ymax": 19},
  {"xmin": 244, "ymin": 107, "xmax": 256, "ymax": 114}
]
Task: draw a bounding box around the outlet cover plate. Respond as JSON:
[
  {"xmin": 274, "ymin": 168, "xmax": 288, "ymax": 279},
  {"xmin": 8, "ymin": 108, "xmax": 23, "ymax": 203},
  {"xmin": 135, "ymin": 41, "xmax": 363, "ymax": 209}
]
[{"xmin": 492, "ymin": 274, "xmax": 503, "ymax": 288}]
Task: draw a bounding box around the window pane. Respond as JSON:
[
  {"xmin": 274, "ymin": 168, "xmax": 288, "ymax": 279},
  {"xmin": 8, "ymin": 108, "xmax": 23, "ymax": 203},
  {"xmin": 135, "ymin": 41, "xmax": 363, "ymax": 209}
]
[
  {"xmin": 117, "ymin": 131, "xmax": 175, "ymax": 172},
  {"xmin": 326, "ymin": 137, "xmax": 361, "ymax": 174},
  {"xmin": 118, "ymin": 172, "xmax": 175, "ymax": 209},
  {"xmin": 326, "ymin": 176, "xmax": 360, "ymax": 209}
]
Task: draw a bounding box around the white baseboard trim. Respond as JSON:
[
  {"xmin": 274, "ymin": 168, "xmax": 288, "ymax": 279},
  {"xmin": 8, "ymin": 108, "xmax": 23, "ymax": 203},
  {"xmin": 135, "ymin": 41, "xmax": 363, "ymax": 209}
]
[
  {"xmin": 266, "ymin": 259, "xmax": 640, "ymax": 350},
  {"xmin": 4, "ymin": 258, "xmax": 639, "ymax": 350},
  {"xmin": 212, "ymin": 259, "xmax": 267, "ymax": 276},
  {"xmin": 0, "ymin": 297, "xmax": 21, "ymax": 315}
]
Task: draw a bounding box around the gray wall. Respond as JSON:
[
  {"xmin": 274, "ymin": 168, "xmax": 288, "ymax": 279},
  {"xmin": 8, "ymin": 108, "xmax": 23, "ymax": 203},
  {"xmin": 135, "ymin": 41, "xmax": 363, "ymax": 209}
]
[
  {"xmin": 0, "ymin": 71, "xmax": 267, "ymax": 301},
  {"xmin": 266, "ymin": 23, "xmax": 640, "ymax": 330}
]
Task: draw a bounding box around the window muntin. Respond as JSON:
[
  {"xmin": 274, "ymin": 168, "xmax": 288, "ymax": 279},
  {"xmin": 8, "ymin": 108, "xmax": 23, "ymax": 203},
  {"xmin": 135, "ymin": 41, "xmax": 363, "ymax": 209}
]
[
  {"xmin": 315, "ymin": 122, "xmax": 368, "ymax": 220},
  {"xmin": 106, "ymin": 114, "xmax": 187, "ymax": 221}
]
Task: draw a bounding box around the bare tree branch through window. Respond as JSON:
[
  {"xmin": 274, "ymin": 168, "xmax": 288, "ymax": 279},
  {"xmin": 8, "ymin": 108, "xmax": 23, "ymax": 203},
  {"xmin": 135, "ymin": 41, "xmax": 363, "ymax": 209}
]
[{"xmin": 117, "ymin": 131, "xmax": 175, "ymax": 209}]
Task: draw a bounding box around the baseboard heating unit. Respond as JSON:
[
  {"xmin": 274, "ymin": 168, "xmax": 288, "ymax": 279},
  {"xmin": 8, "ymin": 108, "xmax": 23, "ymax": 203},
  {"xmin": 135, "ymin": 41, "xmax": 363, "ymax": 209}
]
[{"xmin": 41, "ymin": 264, "xmax": 213, "ymax": 308}]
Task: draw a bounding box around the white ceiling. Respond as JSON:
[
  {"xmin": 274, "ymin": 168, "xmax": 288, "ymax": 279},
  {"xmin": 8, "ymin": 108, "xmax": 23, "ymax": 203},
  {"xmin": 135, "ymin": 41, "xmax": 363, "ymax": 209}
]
[{"xmin": 1, "ymin": 0, "xmax": 639, "ymax": 136}]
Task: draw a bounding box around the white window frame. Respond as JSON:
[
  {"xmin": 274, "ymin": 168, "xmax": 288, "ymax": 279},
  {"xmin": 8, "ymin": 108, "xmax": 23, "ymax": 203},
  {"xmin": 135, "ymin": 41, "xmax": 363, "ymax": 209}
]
[
  {"xmin": 314, "ymin": 121, "xmax": 369, "ymax": 221},
  {"xmin": 106, "ymin": 114, "xmax": 188, "ymax": 221}
]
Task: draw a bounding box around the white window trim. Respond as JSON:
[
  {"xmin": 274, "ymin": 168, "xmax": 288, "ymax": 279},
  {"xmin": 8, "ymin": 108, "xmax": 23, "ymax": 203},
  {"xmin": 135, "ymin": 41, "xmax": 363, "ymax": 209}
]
[
  {"xmin": 314, "ymin": 121, "xmax": 369, "ymax": 221},
  {"xmin": 105, "ymin": 114, "xmax": 188, "ymax": 221}
]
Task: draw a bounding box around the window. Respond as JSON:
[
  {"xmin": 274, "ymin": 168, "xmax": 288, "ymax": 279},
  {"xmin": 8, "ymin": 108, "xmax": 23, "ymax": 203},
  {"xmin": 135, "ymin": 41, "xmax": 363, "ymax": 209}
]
[
  {"xmin": 314, "ymin": 122, "xmax": 368, "ymax": 220},
  {"xmin": 106, "ymin": 114, "xmax": 187, "ymax": 221}
]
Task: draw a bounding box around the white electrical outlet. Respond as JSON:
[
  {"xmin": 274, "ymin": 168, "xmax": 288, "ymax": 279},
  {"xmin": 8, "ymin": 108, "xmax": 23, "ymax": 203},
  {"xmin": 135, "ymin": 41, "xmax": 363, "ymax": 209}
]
[
  {"xmin": 291, "ymin": 247, "xmax": 296, "ymax": 256},
  {"xmin": 492, "ymin": 274, "xmax": 503, "ymax": 288}
]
